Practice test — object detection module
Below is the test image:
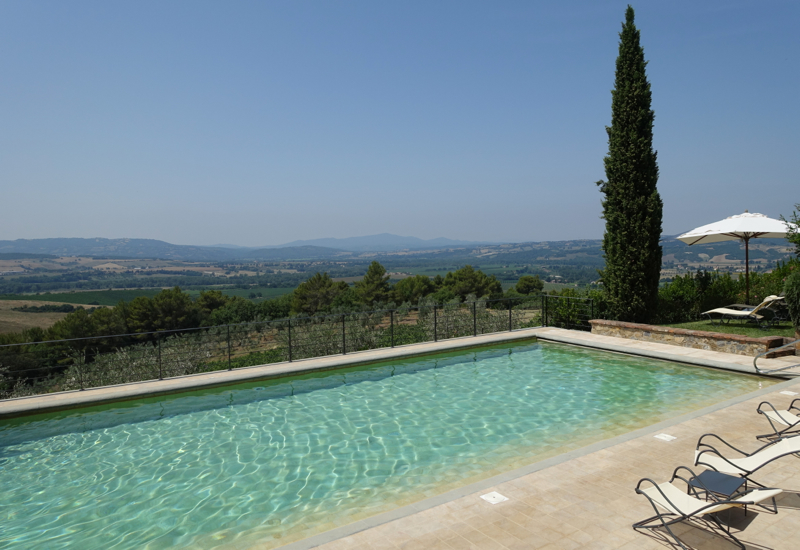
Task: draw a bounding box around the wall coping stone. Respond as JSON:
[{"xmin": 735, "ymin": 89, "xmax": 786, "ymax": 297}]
[{"xmin": 589, "ymin": 319, "xmax": 785, "ymax": 349}]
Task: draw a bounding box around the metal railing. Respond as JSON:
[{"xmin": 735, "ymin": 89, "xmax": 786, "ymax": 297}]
[
  {"xmin": 0, "ymin": 294, "xmax": 595, "ymax": 400},
  {"xmin": 753, "ymin": 339, "xmax": 800, "ymax": 377},
  {"xmin": 541, "ymin": 294, "xmax": 595, "ymax": 331}
]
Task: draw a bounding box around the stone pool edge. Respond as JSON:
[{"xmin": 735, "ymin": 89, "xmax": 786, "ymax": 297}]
[
  {"xmin": 274, "ymin": 372, "xmax": 800, "ymax": 550},
  {"xmin": 0, "ymin": 328, "xmax": 544, "ymax": 419},
  {"xmin": 3, "ymin": 326, "xmax": 795, "ymax": 420},
  {"xmin": 532, "ymin": 327, "xmax": 798, "ymax": 377}
]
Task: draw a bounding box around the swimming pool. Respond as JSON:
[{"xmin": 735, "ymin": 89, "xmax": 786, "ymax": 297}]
[{"xmin": 0, "ymin": 340, "xmax": 777, "ymax": 549}]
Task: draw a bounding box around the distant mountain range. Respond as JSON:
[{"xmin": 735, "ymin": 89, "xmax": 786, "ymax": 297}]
[
  {"xmin": 0, "ymin": 235, "xmax": 791, "ymax": 264},
  {"xmin": 0, "ymin": 234, "xmax": 493, "ymax": 262},
  {"xmin": 264, "ymin": 233, "xmax": 491, "ymax": 252},
  {"xmin": 0, "ymin": 238, "xmax": 346, "ymax": 262}
]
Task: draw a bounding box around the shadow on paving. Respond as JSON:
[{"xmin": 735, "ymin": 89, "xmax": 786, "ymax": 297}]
[{"xmin": 642, "ymin": 509, "xmax": 768, "ymax": 549}]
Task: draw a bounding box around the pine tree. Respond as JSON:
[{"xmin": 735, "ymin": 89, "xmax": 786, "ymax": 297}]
[
  {"xmin": 355, "ymin": 261, "xmax": 391, "ymax": 305},
  {"xmin": 597, "ymin": 5, "xmax": 663, "ymax": 323}
]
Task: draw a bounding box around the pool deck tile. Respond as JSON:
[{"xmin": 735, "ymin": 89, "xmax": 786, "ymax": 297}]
[{"xmin": 269, "ymin": 378, "xmax": 800, "ymax": 550}]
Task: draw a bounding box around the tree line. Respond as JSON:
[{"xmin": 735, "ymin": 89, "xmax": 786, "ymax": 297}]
[
  {"xmin": 0, "ymin": 270, "xmax": 312, "ymax": 295},
  {"xmin": 0, "ymin": 263, "xmax": 544, "ymax": 346}
]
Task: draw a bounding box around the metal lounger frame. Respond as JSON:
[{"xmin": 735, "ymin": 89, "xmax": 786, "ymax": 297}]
[
  {"xmin": 634, "ymin": 466, "xmax": 775, "ymax": 550},
  {"xmin": 695, "ymin": 433, "xmax": 800, "ymax": 490},
  {"xmin": 756, "ymin": 399, "xmax": 800, "ymax": 440}
]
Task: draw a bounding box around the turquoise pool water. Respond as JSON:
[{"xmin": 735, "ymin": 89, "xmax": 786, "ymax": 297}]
[{"xmin": 0, "ymin": 341, "xmax": 775, "ymax": 549}]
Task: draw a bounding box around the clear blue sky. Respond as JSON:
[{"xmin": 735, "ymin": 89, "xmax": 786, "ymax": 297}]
[{"xmin": 1, "ymin": 1, "xmax": 797, "ymax": 247}]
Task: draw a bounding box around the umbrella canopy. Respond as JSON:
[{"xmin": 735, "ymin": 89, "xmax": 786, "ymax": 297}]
[
  {"xmin": 677, "ymin": 212, "xmax": 789, "ymax": 245},
  {"xmin": 677, "ymin": 211, "xmax": 790, "ymax": 304}
]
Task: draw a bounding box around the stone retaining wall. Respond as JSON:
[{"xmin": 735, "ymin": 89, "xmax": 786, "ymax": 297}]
[{"xmin": 589, "ymin": 319, "xmax": 787, "ymax": 357}]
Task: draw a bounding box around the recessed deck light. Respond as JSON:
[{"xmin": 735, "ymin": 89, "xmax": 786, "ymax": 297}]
[
  {"xmin": 480, "ymin": 491, "xmax": 509, "ymax": 504},
  {"xmin": 654, "ymin": 433, "xmax": 676, "ymax": 442}
]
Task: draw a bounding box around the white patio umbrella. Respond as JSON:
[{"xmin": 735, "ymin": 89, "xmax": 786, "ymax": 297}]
[{"xmin": 677, "ymin": 211, "xmax": 790, "ymax": 304}]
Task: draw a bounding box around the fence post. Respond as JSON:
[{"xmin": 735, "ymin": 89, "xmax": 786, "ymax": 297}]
[
  {"xmin": 158, "ymin": 338, "xmax": 162, "ymax": 380},
  {"xmin": 79, "ymin": 350, "xmax": 85, "ymax": 391},
  {"xmin": 543, "ymin": 295, "xmax": 548, "ymax": 327},
  {"xmin": 288, "ymin": 319, "xmax": 293, "ymax": 362},
  {"xmin": 434, "ymin": 305, "xmax": 438, "ymax": 342},
  {"xmin": 390, "ymin": 310, "xmax": 395, "ymax": 348},
  {"xmin": 590, "ymin": 299, "xmax": 594, "ymax": 322},
  {"xmin": 342, "ymin": 314, "xmax": 346, "ymax": 355},
  {"xmin": 508, "ymin": 300, "xmax": 512, "ymax": 332},
  {"xmin": 227, "ymin": 325, "xmax": 232, "ymax": 370},
  {"xmin": 473, "ymin": 301, "xmax": 477, "ymax": 336}
]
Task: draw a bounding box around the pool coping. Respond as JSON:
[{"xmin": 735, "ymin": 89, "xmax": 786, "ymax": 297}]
[
  {"xmin": 2, "ymin": 326, "xmax": 796, "ymax": 420},
  {"xmin": 274, "ymin": 358, "xmax": 800, "ymax": 550},
  {"xmin": 531, "ymin": 327, "xmax": 800, "ymax": 377},
  {"xmin": 0, "ymin": 328, "xmax": 544, "ymax": 419}
]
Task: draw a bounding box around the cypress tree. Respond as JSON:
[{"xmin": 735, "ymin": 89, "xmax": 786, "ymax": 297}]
[{"xmin": 597, "ymin": 5, "xmax": 663, "ymax": 323}]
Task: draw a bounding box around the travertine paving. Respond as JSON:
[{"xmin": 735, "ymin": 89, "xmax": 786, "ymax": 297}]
[{"xmin": 266, "ymin": 382, "xmax": 800, "ymax": 549}]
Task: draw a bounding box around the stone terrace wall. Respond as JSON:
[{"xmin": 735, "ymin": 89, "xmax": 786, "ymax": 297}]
[{"xmin": 589, "ymin": 319, "xmax": 786, "ymax": 357}]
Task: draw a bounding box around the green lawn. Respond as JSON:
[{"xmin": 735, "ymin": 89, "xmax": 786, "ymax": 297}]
[{"xmin": 663, "ymin": 320, "xmax": 796, "ymax": 339}]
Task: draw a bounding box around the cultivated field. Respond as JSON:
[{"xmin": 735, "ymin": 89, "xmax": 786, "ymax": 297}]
[
  {"xmin": 0, "ymin": 300, "xmax": 103, "ymax": 334},
  {"xmin": 0, "ymin": 286, "xmax": 296, "ymax": 308}
]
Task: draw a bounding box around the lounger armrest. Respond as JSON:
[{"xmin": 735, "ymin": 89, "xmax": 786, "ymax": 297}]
[
  {"xmin": 634, "ymin": 477, "xmax": 660, "ymax": 493},
  {"xmin": 670, "ymin": 466, "xmax": 723, "ymax": 500},
  {"xmin": 696, "ymin": 433, "xmax": 748, "ymax": 456},
  {"xmin": 671, "ymin": 465, "xmax": 700, "ymax": 481},
  {"xmin": 790, "ymin": 399, "xmax": 800, "ymax": 413},
  {"xmin": 695, "ymin": 448, "xmax": 749, "ymax": 475},
  {"xmin": 635, "ymin": 477, "xmax": 699, "ymax": 517},
  {"xmin": 757, "ymin": 401, "xmax": 783, "ymax": 416},
  {"xmin": 756, "ymin": 401, "xmax": 798, "ymax": 439}
]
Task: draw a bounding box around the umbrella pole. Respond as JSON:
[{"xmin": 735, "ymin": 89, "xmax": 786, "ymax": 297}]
[{"xmin": 745, "ymin": 237, "xmax": 750, "ymax": 305}]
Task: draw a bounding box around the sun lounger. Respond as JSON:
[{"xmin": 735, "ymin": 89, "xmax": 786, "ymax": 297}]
[
  {"xmin": 702, "ymin": 295, "xmax": 784, "ymax": 326},
  {"xmin": 756, "ymin": 399, "xmax": 800, "ymax": 440},
  {"xmin": 694, "ymin": 433, "xmax": 800, "ymax": 486},
  {"xmin": 634, "ymin": 466, "xmax": 781, "ymax": 549}
]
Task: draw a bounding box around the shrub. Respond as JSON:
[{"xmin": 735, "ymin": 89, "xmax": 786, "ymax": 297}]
[
  {"xmin": 209, "ymin": 296, "xmax": 258, "ymax": 325},
  {"xmin": 739, "ymin": 259, "xmax": 799, "ymax": 305},
  {"xmin": 784, "ymin": 267, "xmax": 800, "ymax": 333},
  {"xmin": 586, "ymin": 288, "xmax": 609, "ymax": 319},
  {"xmin": 259, "ymin": 293, "xmax": 292, "ymax": 320},
  {"xmin": 516, "ymin": 275, "xmax": 544, "ymax": 295},
  {"xmin": 656, "ymin": 270, "xmax": 740, "ymax": 324}
]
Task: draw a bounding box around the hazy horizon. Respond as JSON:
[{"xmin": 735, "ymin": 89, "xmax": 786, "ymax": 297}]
[
  {"xmin": 4, "ymin": 230, "xmax": 766, "ymax": 251},
  {"xmin": 0, "ymin": 232, "xmax": 575, "ymax": 249},
  {"xmin": 2, "ymin": 1, "xmax": 797, "ymax": 247}
]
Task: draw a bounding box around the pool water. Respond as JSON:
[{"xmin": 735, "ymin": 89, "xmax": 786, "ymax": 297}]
[{"xmin": 0, "ymin": 341, "xmax": 775, "ymax": 549}]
